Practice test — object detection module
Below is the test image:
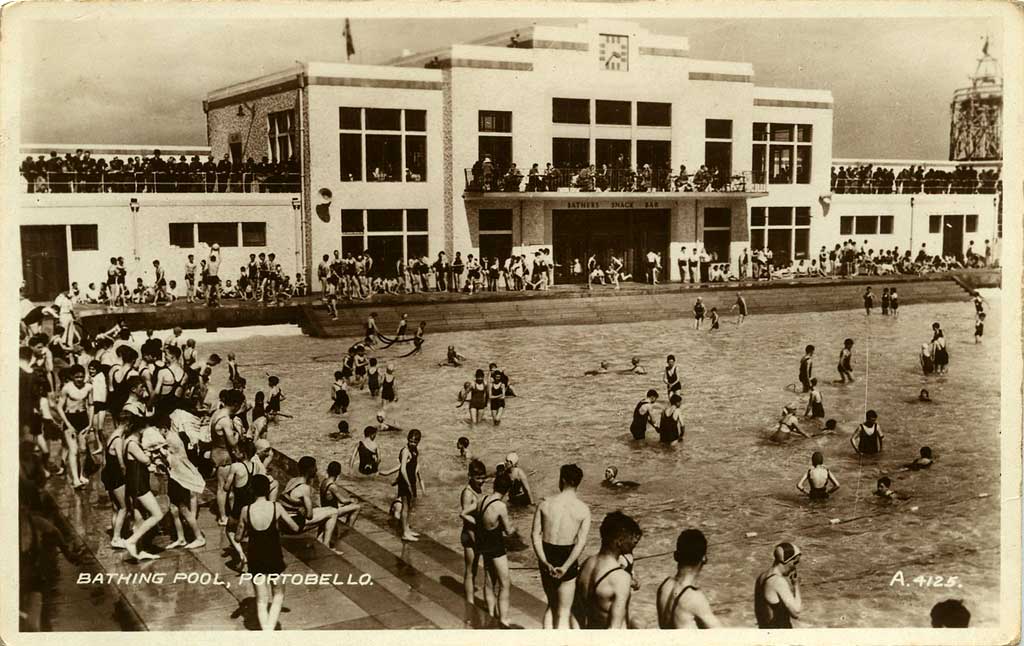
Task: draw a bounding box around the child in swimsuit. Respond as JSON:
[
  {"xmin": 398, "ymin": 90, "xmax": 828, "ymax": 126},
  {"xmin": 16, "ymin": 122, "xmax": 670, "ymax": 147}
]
[
  {"xmin": 797, "ymin": 451, "xmax": 839, "ymax": 500},
  {"xmin": 803, "ymin": 378, "xmax": 825, "ymax": 418},
  {"xmin": 975, "ymin": 313, "xmax": 985, "ymax": 344},
  {"xmin": 490, "ymin": 371, "xmax": 507, "ymax": 425},
  {"xmin": 440, "ymin": 345, "xmax": 465, "ymax": 368},
  {"xmin": 329, "ymin": 371, "xmax": 349, "ymax": 414},
  {"xmin": 349, "ymin": 426, "xmax": 381, "ymax": 475},
  {"xmin": 693, "ymin": 298, "xmax": 705, "ymax": 330},
  {"xmin": 367, "ymin": 358, "xmax": 381, "ymax": 397},
  {"xmin": 267, "ymin": 375, "xmax": 284, "ymax": 418},
  {"xmin": 890, "ymin": 288, "xmax": 899, "ymax": 318},
  {"xmin": 837, "ymin": 338, "xmax": 855, "ymax": 383},
  {"xmin": 709, "ymin": 307, "xmax": 720, "ymax": 331},
  {"xmin": 881, "ymin": 288, "xmax": 890, "ymax": 315},
  {"xmin": 456, "ymin": 381, "xmax": 472, "ymax": 408},
  {"xmin": 457, "ymin": 436, "xmax": 470, "ymax": 458},
  {"xmin": 468, "ymin": 369, "xmax": 488, "ymax": 424}
]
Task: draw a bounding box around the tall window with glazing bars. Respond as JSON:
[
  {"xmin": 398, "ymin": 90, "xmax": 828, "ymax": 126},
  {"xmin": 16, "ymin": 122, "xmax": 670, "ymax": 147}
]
[
  {"xmin": 339, "ymin": 108, "xmax": 427, "ymax": 182},
  {"xmin": 752, "ymin": 123, "xmax": 812, "ymax": 185}
]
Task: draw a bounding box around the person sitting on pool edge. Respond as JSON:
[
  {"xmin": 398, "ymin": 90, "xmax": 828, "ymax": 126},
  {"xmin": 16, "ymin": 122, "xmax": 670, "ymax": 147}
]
[
  {"xmin": 796, "ymin": 451, "xmax": 840, "ymax": 501},
  {"xmin": 602, "ymin": 466, "xmax": 640, "ymax": 490}
]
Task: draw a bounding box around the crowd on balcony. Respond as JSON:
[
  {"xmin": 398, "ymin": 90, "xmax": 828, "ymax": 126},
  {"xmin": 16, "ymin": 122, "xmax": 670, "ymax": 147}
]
[
  {"xmin": 467, "ymin": 156, "xmax": 752, "ymax": 194},
  {"xmin": 831, "ymin": 164, "xmax": 1001, "ymax": 195},
  {"xmin": 19, "ymin": 150, "xmax": 300, "ymax": 194}
]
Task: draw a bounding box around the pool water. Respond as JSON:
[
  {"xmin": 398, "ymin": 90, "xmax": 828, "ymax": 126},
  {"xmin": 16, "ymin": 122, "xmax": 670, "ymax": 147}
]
[{"xmin": 211, "ymin": 291, "xmax": 1001, "ymax": 628}]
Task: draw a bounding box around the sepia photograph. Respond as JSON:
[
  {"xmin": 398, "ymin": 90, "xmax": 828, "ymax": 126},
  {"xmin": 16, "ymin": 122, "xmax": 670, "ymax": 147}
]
[{"xmin": 2, "ymin": 1, "xmax": 1021, "ymax": 643}]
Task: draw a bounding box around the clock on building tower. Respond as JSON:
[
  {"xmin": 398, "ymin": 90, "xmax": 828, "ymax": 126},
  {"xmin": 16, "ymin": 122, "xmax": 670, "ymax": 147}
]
[{"xmin": 600, "ymin": 34, "xmax": 629, "ymax": 71}]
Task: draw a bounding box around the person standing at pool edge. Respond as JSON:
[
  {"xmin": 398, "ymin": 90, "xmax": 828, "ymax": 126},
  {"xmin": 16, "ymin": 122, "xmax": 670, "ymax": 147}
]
[
  {"xmin": 754, "ymin": 542, "xmax": 803, "ymax": 628},
  {"xmin": 532, "ymin": 463, "xmax": 590, "ymax": 629}
]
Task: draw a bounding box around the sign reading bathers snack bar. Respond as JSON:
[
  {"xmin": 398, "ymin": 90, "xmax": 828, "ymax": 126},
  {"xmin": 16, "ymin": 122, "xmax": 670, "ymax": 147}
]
[{"xmin": 563, "ymin": 200, "xmax": 666, "ymax": 209}]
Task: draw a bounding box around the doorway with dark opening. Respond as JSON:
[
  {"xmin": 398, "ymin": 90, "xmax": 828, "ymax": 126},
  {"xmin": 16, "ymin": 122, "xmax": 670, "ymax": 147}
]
[{"xmin": 553, "ymin": 209, "xmax": 670, "ymax": 283}]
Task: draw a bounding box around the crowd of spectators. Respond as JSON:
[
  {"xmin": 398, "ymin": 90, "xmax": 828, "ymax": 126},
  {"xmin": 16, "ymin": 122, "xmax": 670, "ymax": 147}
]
[
  {"xmin": 831, "ymin": 164, "xmax": 1000, "ymax": 195},
  {"xmin": 468, "ymin": 156, "xmax": 749, "ymax": 194},
  {"xmin": 20, "ymin": 149, "xmax": 300, "ymax": 194}
]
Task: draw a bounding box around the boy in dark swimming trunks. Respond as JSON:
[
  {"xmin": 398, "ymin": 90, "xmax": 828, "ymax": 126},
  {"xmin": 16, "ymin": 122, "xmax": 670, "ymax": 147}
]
[
  {"xmin": 796, "ymin": 451, "xmax": 840, "ymax": 500},
  {"xmin": 267, "ymin": 375, "xmax": 285, "ymax": 419},
  {"xmin": 349, "ymin": 426, "xmax": 381, "ymax": 475},
  {"xmin": 656, "ymin": 529, "xmax": 722, "ymax": 628},
  {"xmin": 532, "ymin": 464, "xmax": 590, "ymax": 629},
  {"xmin": 975, "ymin": 312, "xmax": 985, "ymax": 344},
  {"xmin": 460, "ymin": 459, "xmax": 487, "ymax": 605}
]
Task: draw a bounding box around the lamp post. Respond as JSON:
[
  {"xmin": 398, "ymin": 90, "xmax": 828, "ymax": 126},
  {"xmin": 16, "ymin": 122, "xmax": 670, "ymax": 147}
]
[
  {"xmin": 908, "ymin": 196, "xmax": 915, "ymax": 252},
  {"xmin": 291, "ymin": 196, "xmax": 302, "ymax": 280},
  {"xmin": 129, "ymin": 198, "xmax": 141, "ymax": 262}
]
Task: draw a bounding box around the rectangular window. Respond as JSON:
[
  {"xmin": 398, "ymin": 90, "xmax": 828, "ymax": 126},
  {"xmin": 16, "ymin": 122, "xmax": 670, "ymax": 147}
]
[
  {"xmin": 479, "ymin": 209, "xmax": 513, "ymax": 231},
  {"xmin": 596, "ymin": 139, "xmax": 631, "ymax": 167},
  {"xmin": 769, "ymin": 146, "xmax": 793, "ymax": 183},
  {"xmin": 267, "ymin": 110, "xmax": 293, "ymax": 163},
  {"xmin": 705, "ymin": 119, "xmax": 732, "ymax": 139},
  {"xmin": 339, "ymin": 107, "xmax": 362, "ymax": 130},
  {"xmin": 479, "ymin": 110, "xmax": 512, "ymax": 133},
  {"xmin": 794, "ymin": 229, "xmax": 810, "ymax": 259},
  {"xmin": 339, "ymin": 133, "xmax": 362, "ymax": 181},
  {"xmin": 855, "ymin": 216, "xmax": 878, "ymax": 235},
  {"xmin": 797, "ymin": 124, "xmax": 813, "ymax": 142},
  {"xmin": 69, "ymin": 224, "xmax": 98, "ymax": 251},
  {"xmin": 770, "ymin": 124, "xmax": 794, "ymax": 142},
  {"xmin": 552, "ymin": 138, "xmax": 589, "ymax": 169},
  {"xmin": 637, "ymin": 102, "xmax": 671, "ymax": 127},
  {"xmin": 197, "ymin": 222, "xmax": 239, "ymax": 247},
  {"xmin": 341, "ymin": 209, "xmax": 364, "ymax": 233},
  {"xmin": 752, "ymin": 144, "xmax": 767, "ymax": 184},
  {"xmin": 595, "ymin": 100, "xmax": 631, "ymax": 125},
  {"xmin": 406, "ymin": 209, "xmax": 429, "ymax": 232},
  {"xmin": 929, "ymin": 215, "xmax": 942, "ymax": 233},
  {"xmin": 366, "ymin": 209, "xmax": 403, "ymax": 232},
  {"xmin": 479, "ymin": 136, "xmax": 513, "ymax": 170},
  {"xmin": 753, "ymin": 122, "xmax": 768, "ymax": 141},
  {"xmin": 405, "ymin": 136, "xmax": 427, "ymax": 181},
  {"xmin": 795, "ymin": 207, "xmax": 811, "ymax": 226},
  {"xmin": 750, "ymin": 207, "xmax": 766, "ymax": 227},
  {"xmin": 704, "ymin": 208, "xmax": 731, "ymax": 228},
  {"xmin": 406, "ymin": 234, "xmax": 428, "ymax": 260},
  {"xmin": 636, "ymin": 140, "xmax": 671, "ymax": 171},
  {"xmin": 365, "ymin": 134, "xmax": 402, "ymax": 181},
  {"xmin": 365, "ymin": 108, "xmax": 401, "ymax": 131},
  {"xmin": 553, "ymin": 98, "xmax": 589, "ymax": 124},
  {"xmin": 796, "ymin": 147, "xmax": 812, "ymax": 184},
  {"xmin": 768, "ymin": 207, "xmax": 792, "ymax": 226},
  {"xmin": 965, "ymin": 214, "xmax": 978, "ymax": 232},
  {"xmin": 405, "ymin": 109, "xmax": 426, "ymax": 132},
  {"xmin": 840, "ymin": 216, "xmax": 854, "ymax": 236},
  {"xmin": 751, "ymin": 228, "xmax": 765, "ymax": 250},
  {"xmin": 341, "ymin": 236, "xmax": 365, "ymax": 258},
  {"xmin": 241, "ymin": 222, "xmax": 267, "ymax": 247},
  {"xmin": 880, "ymin": 216, "xmax": 894, "ymax": 234},
  {"xmin": 168, "ymin": 223, "xmax": 195, "ymax": 248}
]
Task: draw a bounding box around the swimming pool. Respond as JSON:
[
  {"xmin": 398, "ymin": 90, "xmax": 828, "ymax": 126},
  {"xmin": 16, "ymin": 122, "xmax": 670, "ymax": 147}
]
[{"xmin": 209, "ymin": 290, "xmax": 1001, "ymax": 628}]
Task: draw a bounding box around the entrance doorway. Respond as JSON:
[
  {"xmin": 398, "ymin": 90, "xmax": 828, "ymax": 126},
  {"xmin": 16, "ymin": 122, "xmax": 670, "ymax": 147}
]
[
  {"xmin": 553, "ymin": 209, "xmax": 670, "ymax": 283},
  {"xmin": 21, "ymin": 225, "xmax": 69, "ymax": 300},
  {"xmin": 942, "ymin": 215, "xmax": 965, "ymax": 258}
]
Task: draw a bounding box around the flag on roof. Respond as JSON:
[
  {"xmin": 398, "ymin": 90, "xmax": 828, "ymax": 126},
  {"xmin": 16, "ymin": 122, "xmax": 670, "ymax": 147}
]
[{"xmin": 344, "ymin": 19, "xmax": 355, "ymax": 60}]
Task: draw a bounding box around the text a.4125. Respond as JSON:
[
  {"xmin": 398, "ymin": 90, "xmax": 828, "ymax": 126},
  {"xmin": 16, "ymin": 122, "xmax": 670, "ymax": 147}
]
[{"xmin": 889, "ymin": 572, "xmax": 962, "ymax": 588}]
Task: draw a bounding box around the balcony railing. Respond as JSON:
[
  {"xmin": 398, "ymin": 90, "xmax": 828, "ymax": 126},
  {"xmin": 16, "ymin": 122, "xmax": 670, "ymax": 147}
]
[
  {"xmin": 20, "ymin": 171, "xmax": 301, "ymax": 194},
  {"xmin": 829, "ymin": 177, "xmax": 1001, "ymax": 195},
  {"xmin": 465, "ymin": 167, "xmax": 765, "ymax": 194}
]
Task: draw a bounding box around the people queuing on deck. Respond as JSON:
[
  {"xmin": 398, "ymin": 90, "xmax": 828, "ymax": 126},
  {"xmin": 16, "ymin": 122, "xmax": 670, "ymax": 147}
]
[
  {"xmin": 830, "ymin": 163, "xmax": 1000, "ymax": 195},
  {"xmin": 20, "ymin": 149, "xmax": 301, "ymax": 194}
]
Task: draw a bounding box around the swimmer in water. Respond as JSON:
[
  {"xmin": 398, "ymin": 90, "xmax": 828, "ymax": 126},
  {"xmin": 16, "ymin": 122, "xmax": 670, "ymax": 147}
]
[
  {"xmin": 375, "ymin": 409, "xmax": 400, "ymax": 433},
  {"xmin": 919, "ymin": 344, "xmax": 935, "ymax": 375},
  {"xmin": 504, "ymin": 453, "xmax": 534, "ymax": 506},
  {"xmin": 585, "ymin": 361, "xmax": 610, "ymax": 376},
  {"xmin": 457, "ymin": 436, "xmax": 470, "ymax": 459},
  {"xmin": 874, "ymin": 476, "xmax": 909, "ymax": 501},
  {"xmin": 367, "ymin": 358, "xmax": 381, "ymax": 398},
  {"xmin": 329, "ymin": 370, "xmax": 349, "ymax": 414},
  {"xmin": 803, "ymin": 378, "xmax": 824, "ymax": 419},
  {"xmin": 771, "ymin": 407, "xmax": 811, "ymax": 442},
  {"xmin": 349, "ymin": 426, "xmax": 381, "ymax": 475},
  {"xmin": 490, "ymin": 370, "xmax": 507, "ymax": 425},
  {"xmin": 663, "ymin": 355, "xmax": 682, "ymax": 398},
  {"xmin": 974, "ymin": 312, "xmax": 985, "ymax": 344},
  {"xmin": 851, "ymin": 410, "xmax": 883, "ymax": 455},
  {"xmin": 708, "ymin": 307, "xmax": 720, "ymax": 331},
  {"xmin": 693, "ymin": 297, "xmax": 706, "ymax": 330},
  {"xmin": 440, "ymin": 345, "xmax": 466, "ymax": 368},
  {"xmin": 488, "ymin": 362, "xmax": 516, "ymax": 397},
  {"xmin": 456, "ymin": 381, "xmax": 473, "ymax": 408},
  {"xmin": 629, "ymin": 389, "xmax": 660, "ymax": 441},
  {"xmin": 904, "ymin": 446, "xmax": 934, "ymax": 470},
  {"xmin": 730, "ymin": 292, "xmax": 748, "ymax": 326},
  {"xmin": 796, "ymin": 451, "xmax": 840, "ymax": 500},
  {"xmin": 468, "ymin": 369, "xmax": 488, "ymax": 425},
  {"xmin": 330, "ymin": 420, "xmax": 350, "ymax": 440},
  {"xmin": 918, "ymin": 389, "xmax": 931, "ymax": 402},
  {"xmin": 626, "ymin": 356, "xmax": 647, "ymax": 375},
  {"xmin": 812, "ymin": 419, "xmax": 838, "ymax": 437},
  {"xmin": 836, "ymin": 338, "xmax": 855, "ymax": 384},
  {"xmin": 602, "ymin": 467, "xmax": 640, "ymax": 490},
  {"xmin": 380, "ymin": 364, "xmax": 397, "ymax": 409}
]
